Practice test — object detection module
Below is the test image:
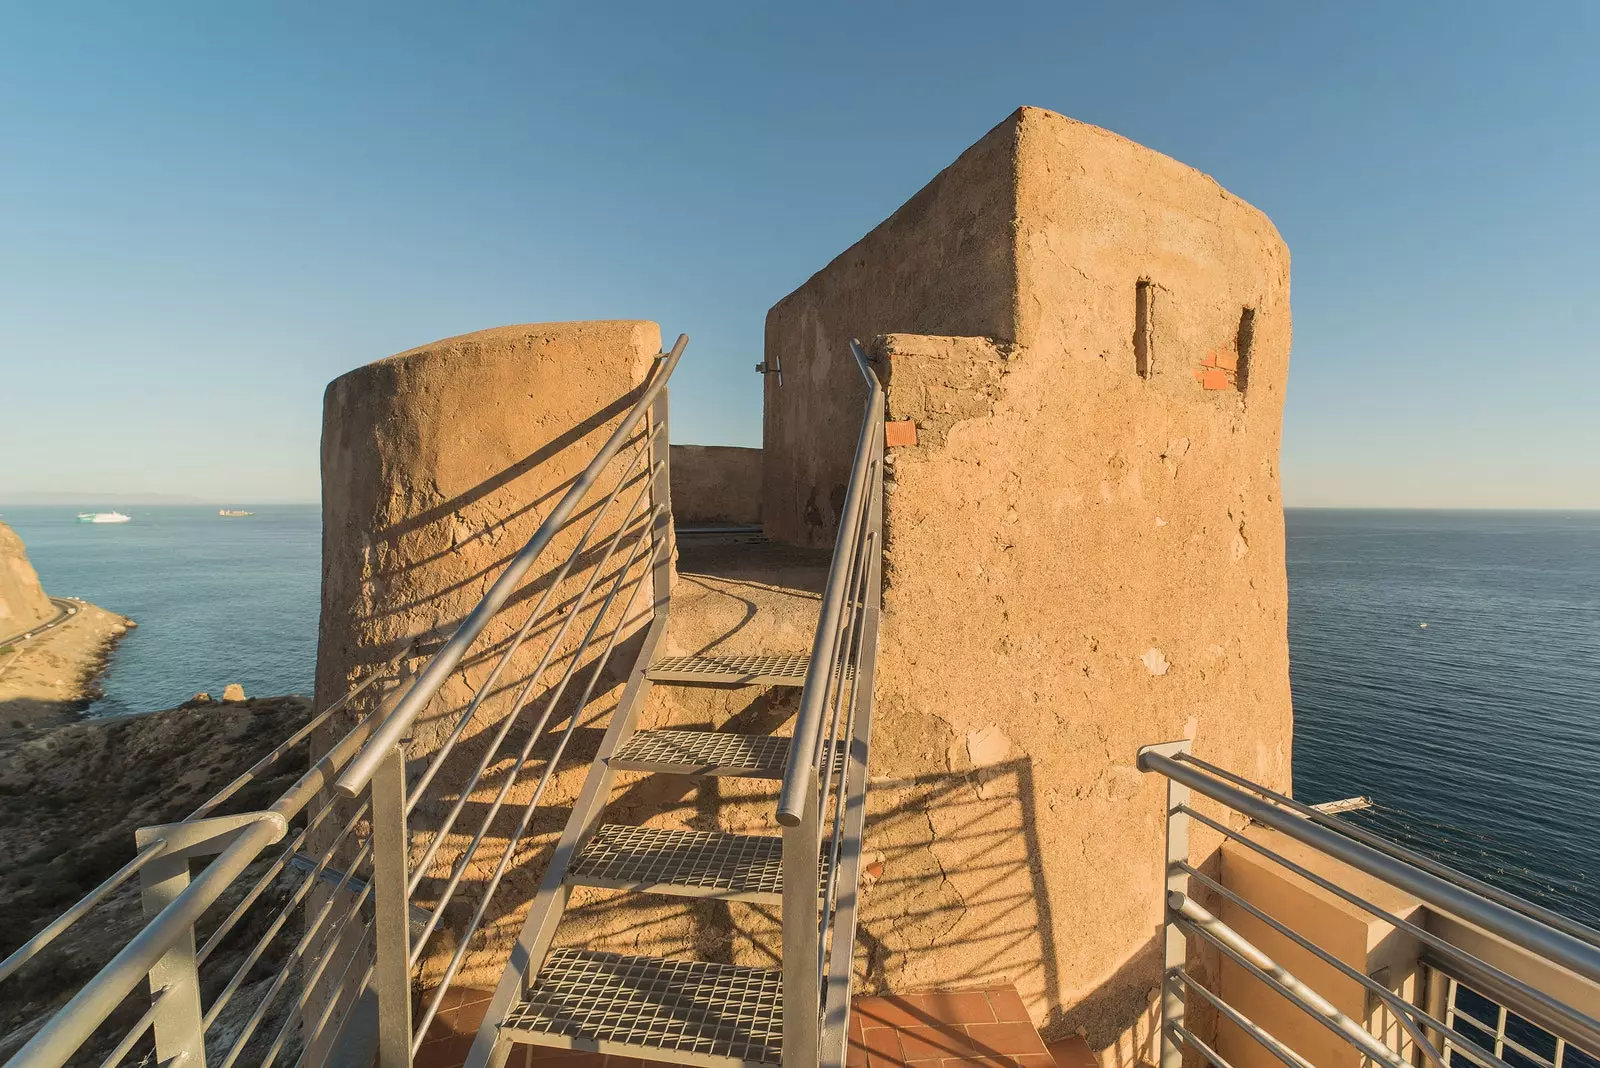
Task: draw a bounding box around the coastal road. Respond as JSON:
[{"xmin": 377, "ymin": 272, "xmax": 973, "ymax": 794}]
[{"xmin": 0, "ymin": 597, "xmax": 79, "ymax": 649}]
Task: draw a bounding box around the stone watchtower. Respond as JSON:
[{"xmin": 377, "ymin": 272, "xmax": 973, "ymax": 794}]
[{"xmin": 763, "ymin": 107, "xmax": 1294, "ymax": 1051}]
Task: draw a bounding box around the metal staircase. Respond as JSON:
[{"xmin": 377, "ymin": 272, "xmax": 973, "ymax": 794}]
[
  {"xmin": 464, "ymin": 340, "xmax": 885, "ymax": 1068},
  {"xmin": 0, "ymin": 335, "xmax": 886, "ymax": 1068}
]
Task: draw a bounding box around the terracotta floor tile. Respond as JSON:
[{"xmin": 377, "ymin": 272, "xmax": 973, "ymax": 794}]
[
  {"xmin": 898, "ymin": 1025, "xmax": 975, "ymax": 1060},
  {"xmin": 966, "ymin": 1021, "xmax": 1049, "ymax": 1057},
  {"xmin": 1046, "ymin": 1036, "xmax": 1097, "ymax": 1068},
  {"xmin": 862, "ymin": 1025, "xmax": 906, "ymax": 1062},
  {"xmin": 858, "ymin": 995, "xmax": 932, "ymax": 1029},
  {"xmin": 1012, "ymin": 1055, "xmax": 1059, "ymax": 1068},
  {"xmin": 983, "ymin": 986, "xmax": 1031, "ymax": 1024},
  {"xmin": 848, "ymin": 1034, "xmax": 871, "ymax": 1068},
  {"xmin": 914, "ymin": 991, "xmax": 995, "ymax": 1026},
  {"xmin": 869, "ymin": 1055, "xmax": 909, "ymax": 1068},
  {"xmin": 413, "ymin": 1034, "xmax": 474, "ymax": 1068}
]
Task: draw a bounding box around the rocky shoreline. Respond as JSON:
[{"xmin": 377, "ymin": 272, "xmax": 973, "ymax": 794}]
[{"xmin": 0, "ymin": 694, "xmax": 315, "ymax": 1061}]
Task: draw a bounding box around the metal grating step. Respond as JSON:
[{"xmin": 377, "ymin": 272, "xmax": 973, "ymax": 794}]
[
  {"xmin": 568, "ymin": 824, "xmax": 830, "ymax": 903},
  {"xmin": 646, "ymin": 653, "xmax": 814, "ymax": 687},
  {"xmin": 502, "ymin": 948, "xmax": 781, "ymax": 1067},
  {"xmin": 613, "ymin": 730, "xmax": 792, "ymax": 778},
  {"xmin": 612, "ymin": 729, "xmax": 844, "ymax": 780}
]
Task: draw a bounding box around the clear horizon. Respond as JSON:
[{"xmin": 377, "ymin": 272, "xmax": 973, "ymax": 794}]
[{"xmin": 2, "ymin": 3, "xmax": 1596, "ymax": 508}]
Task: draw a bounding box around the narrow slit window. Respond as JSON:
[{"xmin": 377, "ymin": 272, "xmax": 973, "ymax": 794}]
[
  {"xmin": 1134, "ymin": 279, "xmax": 1155, "ymax": 379},
  {"xmin": 1235, "ymin": 307, "xmax": 1256, "ymax": 393}
]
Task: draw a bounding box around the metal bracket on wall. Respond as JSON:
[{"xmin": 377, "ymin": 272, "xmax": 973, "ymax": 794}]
[{"xmin": 755, "ymin": 356, "xmax": 782, "ymax": 387}]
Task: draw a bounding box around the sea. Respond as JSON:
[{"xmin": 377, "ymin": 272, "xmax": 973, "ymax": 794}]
[{"xmin": 1, "ymin": 505, "xmax": 1596, "ymax": 926}]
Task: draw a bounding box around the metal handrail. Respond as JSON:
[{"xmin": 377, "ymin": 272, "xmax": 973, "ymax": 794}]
[
  {"xmin": 1139, "ymin": 744, "xmax": 1600, "ymax": 1068},
  {"xmin": 334, "ymin": 332, "xmax": 688, "ymax": 799},
  {"xmin": 777, "ymin": 338, "xmax": 883, "ymax": 827},
  {"xmin": 1180, "ymin": 751, "xmax": 1600, "ymax": 950},
  {"xmin": 9, "ymin": 670, "xmax": 413, "ymax": 1068},
  {"xmin": 1141, "ymin": 748, "xmax": 1600, "ymax": 987}
]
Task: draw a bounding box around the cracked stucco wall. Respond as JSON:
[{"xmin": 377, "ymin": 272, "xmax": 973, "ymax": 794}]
[{"xmin": 769, "ymin": 109, "xmax": 1293, "ymax": 1060}]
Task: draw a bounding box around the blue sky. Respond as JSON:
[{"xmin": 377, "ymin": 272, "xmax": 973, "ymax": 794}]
[{"xmin": 2, "ymin": 3, "xmax": 1596, "ymax": 507}]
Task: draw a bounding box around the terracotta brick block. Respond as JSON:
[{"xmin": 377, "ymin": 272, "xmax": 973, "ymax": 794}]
[
  {"xmin": 899, "ymin": 1025, "xmax": 975, "ymax": 1060},
  {"xmin": 1200, "ymin": 368, "xmax": 1230, "ymax": 390},
  {"xmin": 983, "ymin": 985, "xmax": 1030, "ymax": 1023},
  {"xmin": 885, "ymin": 420, "xmax": 919, "ymax": 447},
  {"xmin": 858, "ymin": 995, "xmax": 927, "ymax": 1029},
  {"xmin": 863, "ymin": 1025, "xmax": 907, "ymax": 1063},
  {"xmin": 966, "ymin": 1021, "xmax": 1049, "ymax": 1056},
  {"xmin": 915, "ymin": 990, "xmax": 995, "ymax": 1024},
  {"xmin": 1046, "ymin": 1036, "xmax": 1097, "ymax": 1068}
]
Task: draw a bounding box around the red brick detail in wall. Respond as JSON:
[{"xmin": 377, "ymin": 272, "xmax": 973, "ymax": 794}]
[
  {"xmin": 1194, "ymin": 348, "xmax": 1239, "ymax": 391},
  {"xmin": 885, "ymin": 420, "xmax": 919, "ymax": 447},
  {"xmin": 850, "ymin": 983, "xmax": 1071, "ymax": 1068}
]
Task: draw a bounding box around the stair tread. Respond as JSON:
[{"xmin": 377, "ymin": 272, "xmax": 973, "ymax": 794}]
[
  {"xmin": 613, "ymin": 730, "xmax": 793, "ymax": 778},
  {"xmin": 645, "ymin": 652, "xmax": 815, "ymax": 686},
  {"xmin": 569, "ymin": 824, "xmax": 804, "ymax": 902},
  {"xmin": 502, "ymin": 948, "xmax": 781, "ymax": 1067},
  {"xmin": 613, "ymin": 729, "xmax": 847, "ymax": 781}
]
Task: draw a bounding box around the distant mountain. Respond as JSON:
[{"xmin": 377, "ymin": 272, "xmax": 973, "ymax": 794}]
[{"xmin": 0, "ymin": 492, "xmax": 209, "ymax": 505}]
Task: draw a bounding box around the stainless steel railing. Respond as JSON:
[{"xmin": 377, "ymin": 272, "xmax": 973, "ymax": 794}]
[
  {"xmin": 1139, "ymin": 743, "xmax": 1600, "ymax": 1068},
  {"xmin": 778, "ymin": 338, "xmax": 886, "ymax": 1068},
  {"xmin": 3, "ymin": 335, "xmax": 687, "ymax": 1068},
  {"xmin": 3, "ymin": 653, "xmax": 414, "ymax": 1068}
]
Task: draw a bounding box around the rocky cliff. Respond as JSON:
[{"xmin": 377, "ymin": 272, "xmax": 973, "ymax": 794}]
[{"xmin": 0, "ymin": 521, "xmax": 54, "ymax": 639}]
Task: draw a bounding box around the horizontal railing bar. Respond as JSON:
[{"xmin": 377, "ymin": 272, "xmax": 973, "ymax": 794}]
[
  {"xmin": 0, "ymin": 840, "xmax": 165, "ymax": 984},
  {"xmin": 404, "ymin": 442, "xmax": 659, "ymax": 814},
  {"xmin": 1177, "ymin": 800, "xmax": 1600, "ymax": 1052},
  {"xmin": 779, "ymin": 339, "xmax": 882, "ymax": 828},
  {"xmin": 1167, "ymin": 1022, "xmax": 1238, "ymax": 1068},
  {"xmin": 1169, "ymin": 968, "xmax": 1315, "ymax": 1068},
  {"xmin": 336, "ymin": 333, "xmax": 687, "ymax": 799},
  {"xmin": 1425, "ymin": 948, "xmax": 1600, "ymax": 1058},
  {"xmin": 94, "ymin": 995, "xmax": 160, "ymax": 1068},
  {"xmin": 1172, "ymin": 893, "xmax": 1411, "ymax": 1068},
  {"xmin": 410, "ymin": 526, "xmax": 658, "ymax": 1054},
  {"xmin": 1143, "ymin": 749, "xmax": 1600, "ymax": 988},
  {"xmin": 279, "ymin": 928, "xmax": 375, "ymax": 1068},
  {"xmin": 405, "ymin": 499, "xmax": 658, "ymax": 911},
  {"xmin": 290, "ymin": 952, "xmax": 374, "ymax": 1068},
  {"xmin": 214, "ymin": 845, "xmax": 376, "ymax": 1068},
  {"xmin": 202, "ymin": 800, "xmax": 371, "ymax": 1030},
  {"xmin": 1177, "ymin": 862, "xmax": 1461, "ymax": 1068},
  {"xmin": 7, "ymin": 675, "xmax": 410, "ymax": 1068},
  {"xmin": 1178, "ymin": 751, "xmax": 1600, "ymax": 950},
  {"xmin": 189, "ymin": 659, "xmax": 403, "ymax": 821},
  {"xmin": 195, "ymin": 789, "xmax": 354, "ymax": 967}
]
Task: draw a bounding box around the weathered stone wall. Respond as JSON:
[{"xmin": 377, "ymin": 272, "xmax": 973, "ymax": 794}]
[
  {"xmin": 0, "ymin": 521, "xmax": 55, "ymax": 637},
  {"xmin": 670, "ymin": 444, "xmax": 762, "ymax": 526},
  {"xmin": 316, "ymin": 320, "xmax": 662, "ymax": 988},
  {"xmin": 762, "ymin": 120, "xmax": 1018, "ymax": 547},
  {"xmin": 766, "ymin": 109, "xmax": 1293, "ymax": 1057}
]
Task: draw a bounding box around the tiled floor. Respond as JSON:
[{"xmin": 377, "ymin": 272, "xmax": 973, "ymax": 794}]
[
  {"xmin": 849, "ymin": 986, "xmax": 1094, "ymax": 1068},
  {"xmin": 412, "ymin": 983, "xmax": 1097, "ymax": 1068}
]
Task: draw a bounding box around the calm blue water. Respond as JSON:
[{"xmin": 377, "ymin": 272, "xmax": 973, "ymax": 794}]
[
  {"xmin": 0, "ymin": 505, "xmax": 320, "ymax": 716},
  {"xmin": 1288, "ymin": 509, "xmax": 1600, "ymax": 927},
  {"xmin": 1, "ymin": 505, "xmax": 1596, "ymax": 923}
]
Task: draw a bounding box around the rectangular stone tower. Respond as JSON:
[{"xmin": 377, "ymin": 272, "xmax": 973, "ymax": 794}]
[{"xmin": 763, "ymin": 107, "xmax": 1293, "ymax": 1056}]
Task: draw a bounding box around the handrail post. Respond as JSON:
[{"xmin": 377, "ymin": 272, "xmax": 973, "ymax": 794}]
[
  {"xmin": 133, "ymin": 812, "xmax": 282, "ymax": 1068},
  {"xmin": 783, "ymin": 774, "xmax": 822, "ymax": 1068},
  {"xmin": 372, "ymin": 742, "xmax": 413, "ymax": 1068},
  {"xmin": 1139, "ymin": 740, "xmax": 1191, "ymax": 1068},
  {"xmin": 649, "ymin": 389, "xmax": 673, "ymax": 610}
]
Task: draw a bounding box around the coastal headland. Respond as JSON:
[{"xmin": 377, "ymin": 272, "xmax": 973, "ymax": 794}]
[
  {"xmin": 0, "ymin": 520, "xmax": 135, "ymax": 732},
  {"xmin": 0, "ymin": 519, "xmax": 319, "ymax": 1059}
]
